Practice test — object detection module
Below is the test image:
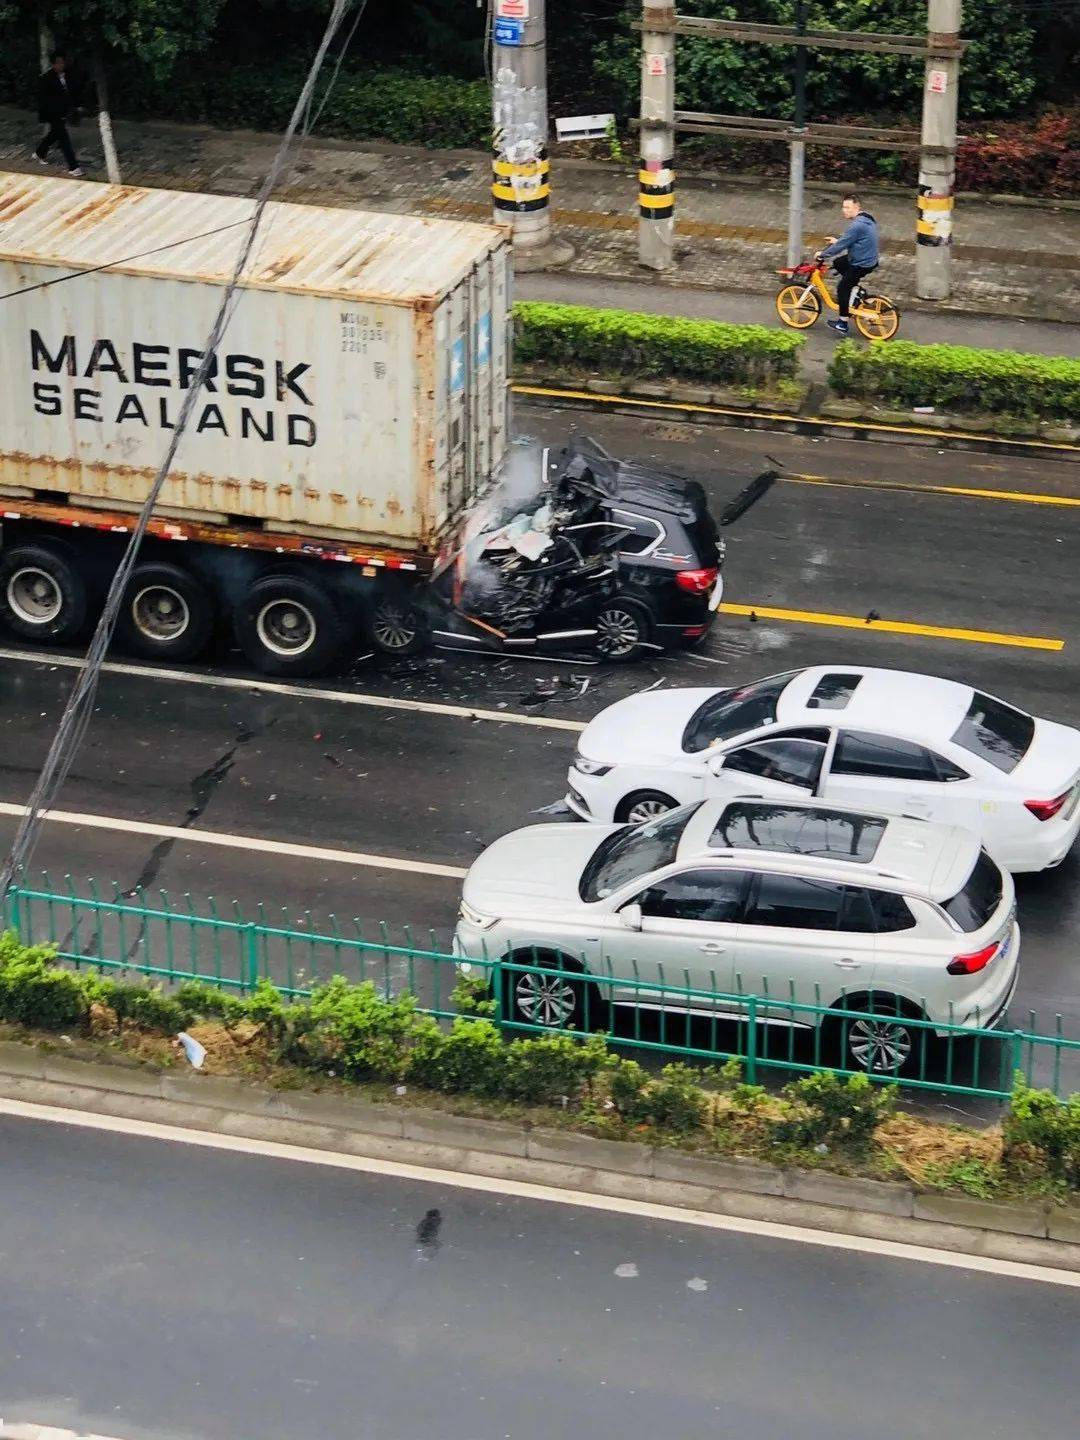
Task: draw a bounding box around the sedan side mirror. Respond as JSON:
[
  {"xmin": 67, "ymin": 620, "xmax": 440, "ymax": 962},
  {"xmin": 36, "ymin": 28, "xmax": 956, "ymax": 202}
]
[{"xmin": 620, "ymin": 902, "xmax": 643, "ymax": 931}]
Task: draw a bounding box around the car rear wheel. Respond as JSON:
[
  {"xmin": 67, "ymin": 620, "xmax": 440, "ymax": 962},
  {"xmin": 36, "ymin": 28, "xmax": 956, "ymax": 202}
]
[
  {"xmin": 370, "ymin": 593, "xmax": 428, "ymax": 657},
  {"xmin": 824, "ymin": 998, "xmax": 927, "ymax": 1077},
  {"xmin": 595, "ymin": 597, "xmax": 653, "ymax": 662},
  {"xmin": 615, "ymin": 790, "xmax": 677, "ymax": 825}
]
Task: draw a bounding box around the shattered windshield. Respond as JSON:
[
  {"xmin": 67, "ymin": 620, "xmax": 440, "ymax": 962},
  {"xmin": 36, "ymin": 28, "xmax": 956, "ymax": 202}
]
[
  {"xmin": 579, "ymin": 804, "xmax": 703, "ymax": 902},
  {"xmin": 682, "ymin": 673, "xmax": 800, "ymax": 753}
]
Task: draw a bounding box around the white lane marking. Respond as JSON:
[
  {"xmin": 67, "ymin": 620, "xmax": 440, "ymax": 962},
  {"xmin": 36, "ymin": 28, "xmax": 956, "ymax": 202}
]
[
  {"xmin": 2, "ymin": 1097, "xmax": 1078, "ymax": 1289},
  {"xmin": 0, "ymin": 647, "xmax": 588, "ymax": 734},
  {"xmin": 0, "ymin": 801, "xmax": 468, "ymax": 880}
]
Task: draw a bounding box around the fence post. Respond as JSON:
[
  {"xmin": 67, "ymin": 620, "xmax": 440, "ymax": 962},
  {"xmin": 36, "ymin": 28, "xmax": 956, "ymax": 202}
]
[
  {"xmin": 245, "ymin": 922, "xmax": 260, "ymax": 995},
  {"xmin": 745, "ymin": 995, "xmax": 758, "ymax": 1084}
]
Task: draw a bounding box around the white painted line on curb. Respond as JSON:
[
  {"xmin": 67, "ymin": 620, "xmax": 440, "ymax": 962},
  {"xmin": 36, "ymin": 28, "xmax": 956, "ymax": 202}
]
[
  {"xmin": 0, "ymin": 802, "xmax": 468, "ymax": 881},
  {"xmin": 2, "ymin": 1097, "xmax": 1078, "ymax": 1289},
  {"xmin": 0, "ymin": 646, "xmax": 588, "ymax": 734}
]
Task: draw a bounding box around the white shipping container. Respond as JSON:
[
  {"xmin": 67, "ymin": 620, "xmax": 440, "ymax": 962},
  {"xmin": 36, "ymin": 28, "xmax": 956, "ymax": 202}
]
[{"xmin": 0, "ymin": 175, "xmax": 512, "ymax": 552}]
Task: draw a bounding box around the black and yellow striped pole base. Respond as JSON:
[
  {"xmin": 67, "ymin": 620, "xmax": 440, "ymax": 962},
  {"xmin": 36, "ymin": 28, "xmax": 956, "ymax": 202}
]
[
  {"xmin": 492, "ymin": 151, "xmax": 551, "ymax": 214},
  {"xmin": 639, "ymin": 158, "xmax": 675, "ymax": 220},
  {"xmin": 916, "ymin": 185, "xmax": 953, "ymax": 247}
]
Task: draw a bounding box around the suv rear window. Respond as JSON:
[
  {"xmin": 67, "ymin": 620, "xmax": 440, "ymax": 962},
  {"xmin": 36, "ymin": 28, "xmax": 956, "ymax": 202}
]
[
  {"xmin": 952, "ymin": 692, "xmax": 1035, "ymax": 774},
  {"xmin": 580, "ymin": 803, "xmax": 702, "ymax": 901},
  {"xmin": 683, "ymin": 672, "xmax": 799, "ymax": 753},
  {"xmin": 942, "ymin": 850, "xmax": 1004, "ymax": 932},
  {"xmin": 712, "ymin": 802, "xmax": 886, "ymax": 862}
]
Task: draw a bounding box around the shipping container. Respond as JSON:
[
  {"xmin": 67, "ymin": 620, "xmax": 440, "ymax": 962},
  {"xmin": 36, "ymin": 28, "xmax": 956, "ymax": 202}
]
[{"xmin": 0, "ymin": 175, "xmax": 512, "ymax": 674}]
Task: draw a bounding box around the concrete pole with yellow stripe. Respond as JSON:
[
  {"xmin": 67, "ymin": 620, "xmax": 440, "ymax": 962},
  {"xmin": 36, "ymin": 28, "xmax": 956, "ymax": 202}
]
[
  {"xmin": 638, "ymin": 0, "xmax": 676, "ymax": 270},
  {"xmin": 491, "ymin": 0, "xmax": 553, "ymax": 255},
  {"xmin": 916, "ymin": 0, "xmax": 961, "ymax": 299}
]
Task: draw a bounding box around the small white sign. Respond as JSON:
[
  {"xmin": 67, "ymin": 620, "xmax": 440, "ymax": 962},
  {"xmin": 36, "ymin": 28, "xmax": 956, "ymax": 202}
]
[
  {"xmin": 928, "ymin": 68, "xmax": 948, "ymax": 94},
  {"xmin": 555, "ymin": 112, "xmax": 615, "ymax": 142},
  {"xmin": 646, "ymin": 52, "xmax": 668, "ymax": 76},
  {"xmin": 497, "ymin": 0, "xmax": 529, "ymax": 17}
]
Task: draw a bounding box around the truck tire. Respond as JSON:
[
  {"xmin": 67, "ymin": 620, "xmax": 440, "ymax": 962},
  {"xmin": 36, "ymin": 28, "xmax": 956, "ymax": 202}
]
[
  {"xmin": 0, "ymin": 543, "xmax": 88, "ymax": 644},
  {"xmin": 234, "ymin": 572, "xmax": 347, "ymax": 677},
  {"xmin": 370, "ymin": 592, "xmax": 429, "ymax": 658},
  {"xmin": 116, "ymin": 562, "xmax": 214, "ymax": 663}
]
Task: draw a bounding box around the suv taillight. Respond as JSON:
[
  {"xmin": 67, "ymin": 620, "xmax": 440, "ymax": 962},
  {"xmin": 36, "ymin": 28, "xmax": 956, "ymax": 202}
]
[
  {"xmin": 947, "ymin": 941, "xmax": 999, "ymax": 976},
  {"xmin": 1024, "ymin": 790, "xmax": 1072, "ymax": 822},
  {"xmin": 675, "ymin": 566, "xmax": 718, "ymax": 596}
]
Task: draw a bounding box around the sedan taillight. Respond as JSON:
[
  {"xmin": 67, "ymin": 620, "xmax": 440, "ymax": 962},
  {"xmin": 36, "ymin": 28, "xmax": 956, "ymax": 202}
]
[
  {"xmin": 675, "ymin": 567, "xmax": 719, "ymax": 596},
  {"xmin": 947, "ymin": 941, "xmax": 999, "ymax": 976},
  {"xmin": 1024, "ymin": 790, "xmax": 1073, "ymax": 822}
]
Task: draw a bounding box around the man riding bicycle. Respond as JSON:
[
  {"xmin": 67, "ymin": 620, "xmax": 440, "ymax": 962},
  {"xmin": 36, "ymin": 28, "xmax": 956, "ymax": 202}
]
[{"xmin": 815, "ymin": 192, "xmax": 879, "ymax": 336}]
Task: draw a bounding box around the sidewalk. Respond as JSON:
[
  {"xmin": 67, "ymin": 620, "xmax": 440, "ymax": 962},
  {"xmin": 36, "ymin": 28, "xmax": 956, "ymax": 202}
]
[{"xmin": 3, "ymin": 105, "xmax": 1079, "ymax": 336}]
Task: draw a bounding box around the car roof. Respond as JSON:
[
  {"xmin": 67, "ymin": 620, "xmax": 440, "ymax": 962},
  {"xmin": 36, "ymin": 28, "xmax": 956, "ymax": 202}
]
[
  {"xmin": 676, "ymin": 796, "xmax": 978, "ymax": 899},
  {"xmin": 776, "ymin": 666, "xmax": 974, "ymax": 744}
]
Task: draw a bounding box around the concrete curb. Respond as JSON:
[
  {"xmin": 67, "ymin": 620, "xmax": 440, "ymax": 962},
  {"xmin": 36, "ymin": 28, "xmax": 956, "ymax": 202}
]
[
  {"xmin": 512, "ymin": 378, "xmax": 1080, "ymax": 460},
  {"xmin": 2, "ymin": 1042, "xmax": 1079, "ymax": 1272}
]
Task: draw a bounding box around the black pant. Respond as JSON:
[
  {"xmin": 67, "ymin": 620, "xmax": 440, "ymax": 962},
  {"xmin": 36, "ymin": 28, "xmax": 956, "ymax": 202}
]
[
  {"xmin": 833, "ymin": 257, "xmax": 873, "ymax": 319},
  {"xmin": 36, "ymin": 120, "xmax": 77, "ymax": 170}
]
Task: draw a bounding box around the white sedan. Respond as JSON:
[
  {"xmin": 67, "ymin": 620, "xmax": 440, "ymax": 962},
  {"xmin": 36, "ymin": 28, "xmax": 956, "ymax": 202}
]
[{"xmin": 565, "ymin": 666, "xmax": 1080, "ymax": 873}]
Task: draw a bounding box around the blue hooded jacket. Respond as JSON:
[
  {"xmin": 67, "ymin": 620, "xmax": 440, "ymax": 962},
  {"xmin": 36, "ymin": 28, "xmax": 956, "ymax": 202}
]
[{"xmin": 820, "ymin": 211, "xmax": 879, "ymax": 269}]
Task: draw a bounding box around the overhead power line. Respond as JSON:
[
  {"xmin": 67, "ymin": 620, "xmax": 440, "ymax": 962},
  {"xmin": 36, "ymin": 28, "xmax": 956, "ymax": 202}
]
[{"xmin": 0, "ymin": 0, "xmax": 366, "ymax": 898}]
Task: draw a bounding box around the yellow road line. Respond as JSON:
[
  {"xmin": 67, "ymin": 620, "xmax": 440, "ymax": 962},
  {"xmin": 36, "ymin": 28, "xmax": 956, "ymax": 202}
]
[
  {"xmin": 718, "ymin": 603, "xmax": 1064, "ymax": 652},
  {"xmin": 783, "ymin": 472, "xmax": 1080, "ymax": 509},
  {"xmin": 510, "ymin": 383, "xmax": 1080, "ymax": 455}
]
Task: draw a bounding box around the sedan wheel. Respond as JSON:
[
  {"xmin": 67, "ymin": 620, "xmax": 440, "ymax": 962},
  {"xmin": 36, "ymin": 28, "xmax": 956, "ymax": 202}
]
[{"xmin": 615, "ymin": 790, "xmax": 677, "ymax": 825}]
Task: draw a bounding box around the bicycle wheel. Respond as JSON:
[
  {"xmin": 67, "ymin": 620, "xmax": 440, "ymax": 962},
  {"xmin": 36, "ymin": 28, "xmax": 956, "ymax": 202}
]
[
  {"xmin": 775, "ymin": 284, "xmax": 821, "ymax": 329},
  {"xmin": 854, "ymin": 295, "xmax": 900, "ymax": 341}
]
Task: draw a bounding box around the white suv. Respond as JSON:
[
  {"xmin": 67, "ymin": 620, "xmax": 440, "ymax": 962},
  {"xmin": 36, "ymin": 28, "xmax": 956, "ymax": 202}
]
[{"xmin": 455, "ymin": 797, "xmax": 1020, "ymax": 1074}]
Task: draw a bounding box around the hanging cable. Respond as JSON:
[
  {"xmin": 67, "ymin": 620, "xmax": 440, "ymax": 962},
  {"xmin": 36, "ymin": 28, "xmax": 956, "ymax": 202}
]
[{"xmin": 0, "ymin": 0, "xmax": 359, "ymax": 899}]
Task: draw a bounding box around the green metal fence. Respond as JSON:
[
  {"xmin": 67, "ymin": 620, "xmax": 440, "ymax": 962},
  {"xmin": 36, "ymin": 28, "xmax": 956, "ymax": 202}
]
[{"xmin": 3, "ymin": 876, "xmax": 1078, "ymax": 1103}]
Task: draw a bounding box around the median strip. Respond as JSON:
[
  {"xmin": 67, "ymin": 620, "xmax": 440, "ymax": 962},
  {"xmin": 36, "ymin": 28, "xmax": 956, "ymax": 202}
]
[{"xmin": 718, "ymin": 603, "xmax": 1065, "ymax": 652}]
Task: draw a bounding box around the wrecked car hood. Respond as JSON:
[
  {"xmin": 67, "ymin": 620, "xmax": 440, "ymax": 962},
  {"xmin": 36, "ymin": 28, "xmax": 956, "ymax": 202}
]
[{"xmin": 576, "ymin": 687, "xmax": 722, "ymax": 766}]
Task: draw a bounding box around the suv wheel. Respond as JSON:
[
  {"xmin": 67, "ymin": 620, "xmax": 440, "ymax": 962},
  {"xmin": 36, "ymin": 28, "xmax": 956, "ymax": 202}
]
[
  {"xmin": 595, "ymin": 597, "xmax": 653, "ymax": 662},
  {"xmin": 826, "ymin": 1000, "xmax": 925, "ymax": 1076},
  {"xmin": 502, "ymin": 952, "xmax": 607, "ymax": 1031}
]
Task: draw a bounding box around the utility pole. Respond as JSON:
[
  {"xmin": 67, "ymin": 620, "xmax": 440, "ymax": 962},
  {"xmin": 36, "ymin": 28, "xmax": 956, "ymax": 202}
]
[
  {"xmin": 786, "ymin": 0, "xmax": 808, "ymax": 267},
  {"xmin": 491, "ymin": 0, "xmax": 559, "ymax": 261},
  {"xmin": 638, "ymin": 0, "xmax": 676, "ymax": 271},
  {"xmin": 916, "ymin": 0, "xmax": 961, "ymax": 299}
]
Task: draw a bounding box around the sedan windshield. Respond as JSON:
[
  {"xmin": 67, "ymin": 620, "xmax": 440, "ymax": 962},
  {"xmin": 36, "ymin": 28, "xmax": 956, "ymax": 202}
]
[
  {"xmin": 580, "ymin": 804, "xmax": 702, "ymax": 901},
  {"xmin": 683, "ymin": 672, "xmax": 799, "ymax": 753},
  {"xmin": 951, "ymin": 692, "xmax": 1035, "ymax": 774}
]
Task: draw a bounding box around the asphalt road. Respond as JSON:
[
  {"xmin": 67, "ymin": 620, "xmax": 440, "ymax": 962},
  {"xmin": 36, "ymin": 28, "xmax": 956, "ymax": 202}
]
[
  {"xmin": 1, "ymin": 402, "xmax": 1079, "ymax": 1075},
  {"xmin": 2, "ymin": 1112, "xmax": 1079, "ymax": 1440}
]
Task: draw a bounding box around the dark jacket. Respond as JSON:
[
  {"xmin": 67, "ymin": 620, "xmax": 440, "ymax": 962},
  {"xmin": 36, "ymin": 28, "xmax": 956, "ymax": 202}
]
[
  {"xmin": 820, "ymin": 211, "xmax": 879, "ymax": 270},
  {"xmin": 37, "ymin": 70, "xmax": 74, "ymax": 125}
]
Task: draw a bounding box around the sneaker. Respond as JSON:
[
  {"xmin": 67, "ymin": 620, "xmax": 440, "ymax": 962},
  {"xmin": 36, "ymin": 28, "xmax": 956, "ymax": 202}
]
[
  {"xmin": 67, "ymin": 167, "xmax": 84, "ymax": 177},
  {"xmin": 827, "ymin": 318, "xmax": 850, "ymax": 335}
]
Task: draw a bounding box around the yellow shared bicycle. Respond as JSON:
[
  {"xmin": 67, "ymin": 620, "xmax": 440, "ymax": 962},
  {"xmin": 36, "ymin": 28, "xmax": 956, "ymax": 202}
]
[{"xmin": 775, "ymin": 260, "xmax": 900, "ymax": 340}]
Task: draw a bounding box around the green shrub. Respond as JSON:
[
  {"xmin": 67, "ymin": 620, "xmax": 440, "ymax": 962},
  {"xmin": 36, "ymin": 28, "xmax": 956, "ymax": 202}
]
[
  {"xmin": 501, "ymin": 1031, "xmax": 611, "ymax": 1106},
  {"xmin": 451, "ymin": 972, "xmax": 496, "ymax": 1020},
  {"xmin": 775, "ymin": 1072, "xmax": 894, "ymax": 1156},
  {"xmin": 92, "ymin": 979, "xmax": 190, "ymax": 1036},
  {"xmin": 0, "ymin": 946, "xmax": 89, "ymax": 1032},
  {"xmin": 514, "ymin": 302, "xmax": 804, "ymax": 385},
  {"xmin": 923, "ymin": 1156, "xmax": 1003, "ymax": 1199},
  {"xmin": 408, "ymin": 1017, "xmax": 507, "ymax": 1095},
  {"xmin": 176, "ymin": 981, "xmax": 249, "ymax": 1032},
  {"xmin": 609, "ymin": 1059, "xmax": 708, "ymax": 1134},
  {"xmin": 1003, "ymin": 1076, "xmax": 1080, "ymax": 1186},
  {"xmin": 610, "ymin": 1058, "xmax": 652, "ymax": 1120},
  {"xmin": 828, "ymin": 340, "xmax": 1080, "ymax": 421},
  {"xmin": 299, "ymin": 977, "xmax": 439, "ymax": 1082}
]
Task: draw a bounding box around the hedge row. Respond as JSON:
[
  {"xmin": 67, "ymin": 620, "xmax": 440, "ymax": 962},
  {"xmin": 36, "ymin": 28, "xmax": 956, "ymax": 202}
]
[
  {"xmin": 2, "ymin": 932, "xmax": 1080, "ymax": 1193},
  {"xmin": 514, "ymin": 301, "xmax": 804, "ymax": 385},
  {"xmin": 828, "ymin": 340, "xmax": 1080, "ymax": 421}
]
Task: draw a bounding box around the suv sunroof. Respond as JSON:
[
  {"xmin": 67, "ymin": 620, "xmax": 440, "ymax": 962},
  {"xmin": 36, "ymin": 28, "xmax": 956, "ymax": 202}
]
[
  {"xmin": 711, "ymin": 802, "xmax": 886, "ymax": 863},
  {"xmin": 807, "ymin": 673, "xmax": 862, "ymax": 710}
]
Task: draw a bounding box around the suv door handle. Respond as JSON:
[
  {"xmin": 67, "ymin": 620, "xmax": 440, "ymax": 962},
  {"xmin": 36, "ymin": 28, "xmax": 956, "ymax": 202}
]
[{"xmin": 834, "ymin": 958, "xmax": 861, "ymax": 969}]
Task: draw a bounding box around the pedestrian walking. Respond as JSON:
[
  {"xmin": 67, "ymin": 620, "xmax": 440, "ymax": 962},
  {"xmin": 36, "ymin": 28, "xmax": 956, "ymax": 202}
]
[
  {"xmin": 34, "ymin": 52, "xmax": 83, "ymax": 177},
  {"xmin": 815, "ymin": 192, "xmax": 879, "ymax": 336}
]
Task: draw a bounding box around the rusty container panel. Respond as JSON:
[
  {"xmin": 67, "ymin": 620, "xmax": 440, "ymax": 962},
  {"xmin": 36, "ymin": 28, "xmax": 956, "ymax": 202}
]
[{"xmin": 0, "ymin": 175, "xmax": 512, "ymax": 553}]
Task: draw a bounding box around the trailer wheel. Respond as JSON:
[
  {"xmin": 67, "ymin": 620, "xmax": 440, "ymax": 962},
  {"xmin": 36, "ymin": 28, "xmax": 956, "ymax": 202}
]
[
  {"xmin": 0, "ymin": 543, "xmax": 88, "ymax": 644},
  {"xmin": 370, "ymin": 592, "xmax": 428, "ymax": 658},
  {"xmin": 234, "ymin": 573, "xmax": 346, "ymax": 677},
  {"xmin": 116, "ymin": 562, "xmax": 214, "ymax": 663}
]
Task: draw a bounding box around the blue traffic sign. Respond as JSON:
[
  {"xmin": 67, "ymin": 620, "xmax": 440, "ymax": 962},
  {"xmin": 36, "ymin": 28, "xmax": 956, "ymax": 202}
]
[{"xmin": 494, "ymin": 16, "xmax": 524, "ymax": 45}]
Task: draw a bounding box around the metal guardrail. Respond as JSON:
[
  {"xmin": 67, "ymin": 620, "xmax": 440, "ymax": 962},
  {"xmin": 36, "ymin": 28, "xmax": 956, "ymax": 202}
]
[{"xmin": 3, "ymin": 876, "xmax": 1078, "ymax": 1102}]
